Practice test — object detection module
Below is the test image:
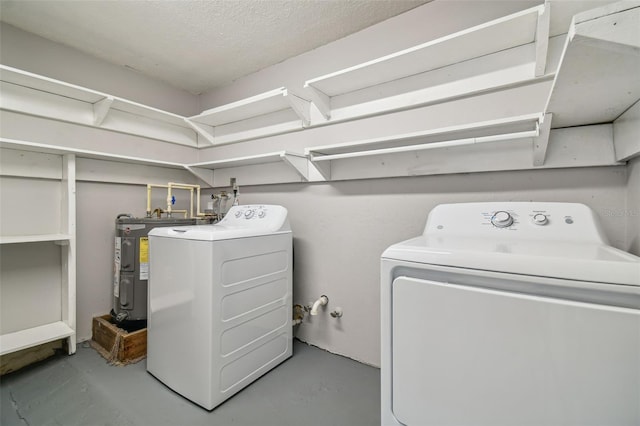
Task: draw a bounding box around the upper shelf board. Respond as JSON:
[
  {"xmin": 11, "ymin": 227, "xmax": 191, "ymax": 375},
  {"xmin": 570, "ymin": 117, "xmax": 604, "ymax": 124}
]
[
  {"xmin": 305, "ymin": 114, "xmax": 542, "ymax": 158},
  {"xmin": 545, "ymin": 1, "xmax": 640, "ymax": 128},
  {"xmin": 189, "ymin": 88, "xmax": 310, "ymax": 127},
  {"xmin": 304, "ymin": 5, "xmax": 545, "ymax": 100},
  {"xmin": 0, "ymin": 65, "xmax": 191, "ymax": 129},
  {"xmin": 0, "ymin": 138, "xmax": 186, "ymax": 169},
  {"xmin": 188, "ymin": 151, "xmax": 306, "ymax": 170}
]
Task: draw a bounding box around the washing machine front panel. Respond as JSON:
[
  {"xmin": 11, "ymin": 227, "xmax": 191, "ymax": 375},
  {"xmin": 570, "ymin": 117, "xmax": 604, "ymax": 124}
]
[
  {"xmin": 391, "ymin": 275, "xmax": 640, "ymax": 426},
  {"xmin": 148, "ymin": 228, "xmax": 292, "ymax": 411},
  {"xmin": 147, "ymin": 237, "xmax": 215, "ymax": 407}
]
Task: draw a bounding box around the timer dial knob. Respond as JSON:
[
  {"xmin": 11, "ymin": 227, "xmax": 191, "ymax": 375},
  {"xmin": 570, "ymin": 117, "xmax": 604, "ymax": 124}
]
[
  {"xmin": 244, "ymin": 209, "xmax": 255, "ymax": 219},
  {"xmin": 532, "ymin": 213, "xmax": 548, "ymax": 226},
  {"xmin": 491, "ymin": 211, "xmax": 514, "ymax": 228}
]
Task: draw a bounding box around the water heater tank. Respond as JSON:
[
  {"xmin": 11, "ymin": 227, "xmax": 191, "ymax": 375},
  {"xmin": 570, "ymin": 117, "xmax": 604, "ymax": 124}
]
[{"xmin": 113, "ymin": 215, "xmax": 198, "ymax": 328}]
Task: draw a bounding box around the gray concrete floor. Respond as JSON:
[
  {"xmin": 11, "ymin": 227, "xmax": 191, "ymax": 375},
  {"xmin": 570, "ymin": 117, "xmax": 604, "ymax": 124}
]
[{"xmin": 1, "ymin": 340, "xmax": 380, "ymax": 426}]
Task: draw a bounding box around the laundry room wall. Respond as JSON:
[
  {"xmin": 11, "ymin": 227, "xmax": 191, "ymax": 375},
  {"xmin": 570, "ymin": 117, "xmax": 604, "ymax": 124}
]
[
  {"xmin": 1, "ymin": 0, "xmax": 637, "ymax": 362},
  {"xmin": 196, "ymin": 0, "xmax": 637, "ymax": 366}
]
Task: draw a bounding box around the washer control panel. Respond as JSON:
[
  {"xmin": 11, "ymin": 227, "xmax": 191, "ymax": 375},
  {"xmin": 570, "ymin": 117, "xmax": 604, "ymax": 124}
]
[
  {"xmin": 425, "ymin": 202, "xmax": 608, "ymax": 243},
  {"xmin": 219, "ymin": 205, "xmax": 288, "ymax": 230}
]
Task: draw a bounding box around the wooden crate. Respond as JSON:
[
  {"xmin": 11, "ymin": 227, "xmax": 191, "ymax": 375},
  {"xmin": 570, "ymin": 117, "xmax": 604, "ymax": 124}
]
[{"xmin": 91, "ymin": 315, "xmax": 146, "ymax": 365}]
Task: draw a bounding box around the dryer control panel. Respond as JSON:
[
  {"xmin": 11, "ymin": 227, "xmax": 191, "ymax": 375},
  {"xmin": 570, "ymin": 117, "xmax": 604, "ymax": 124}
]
[{"xmin": 425, "ymin": 202, "xmax": 609, "ymax": 244}]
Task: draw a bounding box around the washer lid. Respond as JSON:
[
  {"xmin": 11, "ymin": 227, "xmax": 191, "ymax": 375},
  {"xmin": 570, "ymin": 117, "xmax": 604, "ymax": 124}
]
[
  {"xmin": 148, "ymin": 204, "xmax": 290, "ymax": 240},
  {"xmin": 382, "ymin": 235, "xmax": 640, "ymax": 286}
]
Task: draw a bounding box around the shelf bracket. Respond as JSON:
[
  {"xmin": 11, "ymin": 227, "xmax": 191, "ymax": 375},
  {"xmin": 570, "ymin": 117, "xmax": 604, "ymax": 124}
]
[
  {"xmin": 93, "ymin": 96, "xmax": 114, "ymax": 126},
  {"xmin": 286, "ymin": 92, "xmax": 311, "ymax": 127},
  {"xmin": 184, "ymin": 165, "xmax": 215, "ymax": 187},
  {"xmin": 183, "ymin": 118, "xmax": 216, "ymax": 146},
  {"xmin": 304, "ymin": 85, "xmax": 331, "ymax": 120},
  {"xmin": 534, "ymin": 2, "xmax": 551, "ymax": 77},
  {"xmin": 533, "ymin": 113, "xmax": 552, "ymax": 166},
  {"xmin": 280, "ymin": 153, "xmax": 309, "ymax": 181},
  {"xmin": 308, "ymin": 157, "xmax": 331, "ymax": 181}
]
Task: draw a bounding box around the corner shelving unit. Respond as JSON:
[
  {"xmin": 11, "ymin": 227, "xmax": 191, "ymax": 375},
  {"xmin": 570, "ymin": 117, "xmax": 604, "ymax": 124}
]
[
  {"xmin": 186, "ymin": 88, "xmax": 311, "ymax": 145},
  {"xmin": 0, "ymin": 152, "xmax": 76, "ymax": 356},
  {"xmin": 543, "ymin": 1, "xmax": 640, "ymax": 162},
  {"xmin": 303, "ymin": 4, "xmax": 550, "ymax": 124},
  {"xmin": 544, "ymin": 1, "xmax": 640, "ymax": 127},
  {"xmin": 186, "ymin": 151, "xmax": 309, "ymax": 187},
  {"xmin": 0, "ymin": 64, "xmax": 197, "ymax": 146}
]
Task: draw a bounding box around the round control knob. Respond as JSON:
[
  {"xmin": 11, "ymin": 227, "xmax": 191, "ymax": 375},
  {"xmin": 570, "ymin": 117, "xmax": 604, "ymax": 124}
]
[
  {"xmin": 532, "ymin": 213, "xmax": 548, "ymax": 226},
  {"xmin": 491, "ymin": 211, "xmax": 514, "ymax": 228},
  {"xmin": 234, "ymin": 210, "xmax": 242, "ymax": 218},
  {"xmin": 244, "ymin": 209, "xmax": 255, "ymax": 219},
  {"xmin": 258, "ymin": 210, "xmax": 266, "ymax": 218}
]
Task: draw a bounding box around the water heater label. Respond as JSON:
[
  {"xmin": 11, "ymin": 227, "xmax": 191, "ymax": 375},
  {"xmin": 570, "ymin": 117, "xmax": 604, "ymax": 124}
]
[
  {"xmin": 139, "ymin": 237, "xmax": 149, "ymax": 280},
  {"xmin": 114, "ymin": 237, "xmax": 121, "ymax": 297}
]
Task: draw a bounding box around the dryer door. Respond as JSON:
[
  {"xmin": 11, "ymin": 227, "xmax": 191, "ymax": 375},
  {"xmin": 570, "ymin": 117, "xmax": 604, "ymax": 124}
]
[{"xmin": 392, "ymin": 276, "xmax": 640, "ymax": 426}]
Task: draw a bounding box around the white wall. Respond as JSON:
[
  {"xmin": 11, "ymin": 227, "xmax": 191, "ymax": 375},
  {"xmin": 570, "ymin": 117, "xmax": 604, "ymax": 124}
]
[{"xmin": 0, "ymin": 23, "xmax": 200, "ymax": 116}]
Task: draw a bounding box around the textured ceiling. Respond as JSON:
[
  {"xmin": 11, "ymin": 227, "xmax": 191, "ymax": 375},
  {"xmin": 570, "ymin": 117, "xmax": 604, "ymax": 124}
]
[{"xmin": 0, "ymin": 0, "xmax": 429, "ymax": 94}]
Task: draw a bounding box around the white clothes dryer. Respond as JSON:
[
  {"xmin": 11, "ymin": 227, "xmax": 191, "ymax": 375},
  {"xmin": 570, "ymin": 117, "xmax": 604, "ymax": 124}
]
[
  {"xmin": 381, "ymin": 202, "xmax": 640, "ymax": 426},
  {"xmin": 147, "ymin": 205, "xmax": 292, "ymax": 410}
]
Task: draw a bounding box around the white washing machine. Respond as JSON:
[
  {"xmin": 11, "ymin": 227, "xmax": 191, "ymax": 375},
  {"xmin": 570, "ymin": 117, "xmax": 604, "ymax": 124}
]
[
  {"xmin": 381, "ymin": 202, "xmax": 640, "ymax": 426},
  {"xmin": 147, "ymin": 204, "xmax": 292, "ymax": 410}
]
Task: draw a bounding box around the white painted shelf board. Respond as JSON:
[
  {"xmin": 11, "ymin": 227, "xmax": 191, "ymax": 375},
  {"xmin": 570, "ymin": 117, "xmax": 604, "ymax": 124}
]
[
  {"xmin": 0, "ymin": 234, "xmax": 71, "ymax": 244},
  {"xmin": 0, "ymin": 138, "xmax": 186, "ymax": 169},
  {"xmin": 189, "ymin": 151, "xmax": 306, "ymax": 170},
  {"xmin": 0, "ymin": 321, "xmax": 74, "ymax": 356},
  {"xmin": 306, "ymin": 114, "xmax": 542, "ymax": 157},
  {"xmin": 310, "ymin": 130, "xmax": 538, "ymax": 162},
  {"xmin": 0, "ymin": 65, "xmax": 192, "ymax": 129},
  {"xmin": 545, "ymin": 2, "xmax": 640, "ymax": 128},
  {"xmin": 304, "ymin": 5, "xmax": 544, "ymax": 98},
  {"xmin": 190, "ymin": 88, "xmax": 293, "ymax": 127}
]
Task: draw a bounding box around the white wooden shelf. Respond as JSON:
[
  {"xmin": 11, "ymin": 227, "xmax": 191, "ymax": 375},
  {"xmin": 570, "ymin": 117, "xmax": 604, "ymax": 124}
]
[
  {"xmin": 0, "ymin": 153, "xmax": 76, "ymax": 355},
  {"xmin": 0, "ymin": 137, "xmax": 187, "ymax": 169},
  {"xmin": 304, "ymin": 5, "xmax": 549, "ymax": 122},
  {"xmin": 306, "ymin": 115, "xmax": 548, "ymax": 180},
  {"xmin": 0, "ymin": 321, "xmax": 75, "ymax": 356},
  {"xmin": 545, "ymin": 2, "xmax": 640, "ymax": 129},
  {"xmin": 0, "ymin": 65, "xmax": 198, "ymax": 146},
  {"xmin": 187, "ymin": 151, "xmax": 309, "ymax": 187},
  {"xmin": 187, "ymin": 88, "xmax": 311, "ymax": 145},
  {"xmin": 0, "ymin": 234, "xmax": 72, "ymax": 244}
]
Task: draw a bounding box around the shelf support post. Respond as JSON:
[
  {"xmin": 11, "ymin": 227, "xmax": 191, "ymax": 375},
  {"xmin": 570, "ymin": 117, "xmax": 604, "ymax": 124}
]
[
  {"xmin": 533, "ymin": 113, "xmax": 552, "ymax": 166},
  {"xmin": 61, "ymin": 153, "xmax": 76, "ymax": 354}
]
